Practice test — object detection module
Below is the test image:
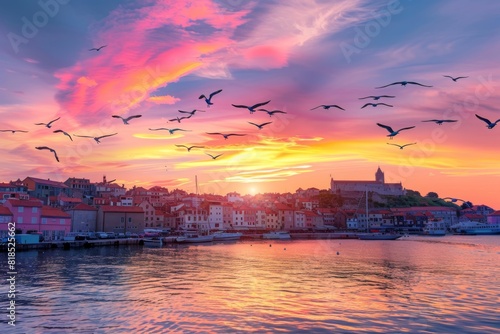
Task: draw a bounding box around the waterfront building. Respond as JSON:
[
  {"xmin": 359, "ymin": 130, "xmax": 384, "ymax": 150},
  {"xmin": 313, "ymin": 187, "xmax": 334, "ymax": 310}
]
[
  {"xmin": 222, "ymin": 202, "xmax": 233, "ymax": 230},
  {"xmin": 255, "ymin": 208, "xmax": 267, "ymax": 229},
  {"xmin": 265, "ymin": 210, "xmax": 279, "ymax": 230},
  {"xmin": 64, "ymin": 177, "xmax": 94, "ymax": 198},
  {"xmin": 207, "ymin": 201, "xmax": 223, "ymax": 230},
  {"xmin": 139, "ymin": 201, "xmax": 155, "ymax": 226},
  {"xmin": 3, "ymin": 198, "xmax": 43, "ymax": 232},
  {"xmin": 294, "ymin": 210, "xmax": 306, "ymax": 229},
  {"xmin": 97, "ymin": 205, "xmax": 145, "ymax": 234},
  {"xmin": 40, "ymin": 206, "xmax": 72, "ymax": 241},
  {"xmin": 275, "ymin": 203, "xmax": 294, "ymax": 230},
  {"xmin": 303, "ymin": 210, "xmax": 323, "ymax": 230},
  {"xmin": 391, "ymin": 206, "xmax": 458, "ymax": 229},
  {"xmin": 65, "ymin": 203, "xmax": 98, "ymax": 232},
  {"xmin": 0, "ymin": 205, "xmax": 14, "ymax": 238},
  {"xmin": 486, "ymin": 211, "xmax": 500, "ymax": 224},
  {"xmin": 22, "ymin": 177, "xmax": 69, "ymax": 204}
]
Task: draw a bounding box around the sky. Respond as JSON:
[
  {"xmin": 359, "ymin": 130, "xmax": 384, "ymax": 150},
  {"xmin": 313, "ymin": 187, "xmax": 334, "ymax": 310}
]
[{"xmin": 1, "ymin": 0, "xmax": 500, "ymax": 208}]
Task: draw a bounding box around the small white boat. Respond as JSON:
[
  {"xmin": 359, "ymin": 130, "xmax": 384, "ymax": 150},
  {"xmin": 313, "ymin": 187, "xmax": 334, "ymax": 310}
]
[
  {"xmin": 421, "ymin": 219, "xmax": 446, "ymax": 236},
  {"xmin": 212, "ymin": 231, "xmax": 243, "ymax": 241},
  {"xmin": 262, "ymin": 231, "xmax": 291, "ymax": 240},
  {"xmin": 357, "ymin": 233, "xmax": 402, "ymax": 240},
  {"xmin": 176, "ymin": 232, "xmax": 214, "ymax": 243},
  {"xmin": 143, "ymin": 238, "xmax": 163, "ymax": 247}
]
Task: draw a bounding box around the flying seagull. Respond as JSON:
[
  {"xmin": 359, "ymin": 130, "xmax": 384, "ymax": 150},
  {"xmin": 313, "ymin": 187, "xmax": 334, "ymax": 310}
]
[
  {"xmin": 375, "ymin": 81, "xmax": 433, "ymax": 89},
  {"xmin": 178, "ymin": 109, "xmax": 205, "ymax": 116},
  {"xmin": 232, "ymin": 100, "xmax": 271, "ymax": 114},
  {"xmin": 35, "ymin": 146, "xmax": 59, "ymax": 162},
  {"xmin": 112, "ymin": 114, "xmax": 142, "ymax": 124},
  {"xmin": 89, "ymin": 45, "xmax": 107, "ymax": 51},
  {"xmin": 0, "ymin": 129, "xmax": 28, "ymax": 133},
  {"xmin": 248, "ymin": 121, "xmax": 272, "ymax": 130},
  {"xmin": 53, "ymin": 129, "xmax": 73, "ymax": 141},
  {"xmin": 199, "ymin": 89, "xmax": 222, "ymax": 107},
  {"xmin": 206, "ymin": 153, "xmax": 223, "ymax": 160},
  {"xmin": 149, "ymin": 128, "xmax": 191, "ymax": 134},
  {"xmin": 168, "ymin": 115, "xmax": 191, "ymax": 123},
  {"xmin": 73, "ymin": 133, "xmax": 118, "ymax": 143},
  {"xmin": 387, "ymin": 142, "xmax": 417, "ymax": 149},
  {"xmin": 475, "ymin": 114, "xmax": 500, "ymax": 129},
  {"xmin": 35, "ymin": 117, "xmax": 60, "ymax": 128},
  {"xmin": 175, "ymin": 145, "xmax": 204, "ymax": 152},
  {"xmin": 376, "ymin": 123, "xmax": 415, "ymax": 139},
  {"xmin": 361, "ymin": 103, "xmax": 393, "ymax": 109},
  {"xmin": 258, "ymin": 109, "xmax": 287, "ymax": 117},
  {"xmin": 443, "ymin": 75, "xmax": 468, "ymax": 82},
  {"xmin": 359, "ymin": 95, "xmax": 395, "ymax": 100},
  {"xmin": 310, "ymin": 104, "xmax": 345, "ymax": 111},
  {"xmin": 421, "ymin": 119, "xmax": 458, "ymax": 125},
  {"xmin": 206, "ymin": 132, "xmax": 246, "ymax": 139}
]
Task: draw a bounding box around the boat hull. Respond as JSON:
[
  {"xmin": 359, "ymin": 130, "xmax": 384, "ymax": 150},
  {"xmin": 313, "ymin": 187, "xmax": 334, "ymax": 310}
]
[
  {"xmin": 262, "ymin": 232, "xmax": 291, "ymax": 240},
  {"xmin": 357, "ymin": 233, "xmax": 402, "ymax": 240},
  {"xmin": 176, "ymin": 235, "xmax": 214, "ymax": 243},
  {"xmin": 212, "ymin": 232, "xmax": 242, "ymax": 241},
  {"xmin": 143, "ymin": 238, "xmax": 163, "ymax": 247}
]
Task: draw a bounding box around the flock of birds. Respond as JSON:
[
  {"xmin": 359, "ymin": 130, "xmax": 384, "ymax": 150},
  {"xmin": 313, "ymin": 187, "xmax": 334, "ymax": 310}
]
[{"xmin": 2, "ymin": 45, "xmax": 499, "ymax": 165}]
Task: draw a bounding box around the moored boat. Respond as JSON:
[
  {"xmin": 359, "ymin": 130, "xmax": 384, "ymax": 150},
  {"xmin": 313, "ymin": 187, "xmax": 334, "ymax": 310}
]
[
  {"xmin": 421, "ymin": 219, "xmax": 447, "ymax": 236},
  {"xmin": 176, "ymin": 232, "xmax": 214, "ymax": 243},
  {"xmin": 212, "ymin": 231, "xmax": 243, "ymax": 241},
  {"xmin": 262, "ymin": 231, "xmax": 291, "ymax": 240},
  {"xmin": 143, "ymin": 237, "xmax": 163, "ymax": 247},
  {"xmin": 450, "ymin": 220, "xmax": 500, "ymax": 235},
  {"xmin": 357, "ymin": 233, "xmax": 402, "ymax": 240}
]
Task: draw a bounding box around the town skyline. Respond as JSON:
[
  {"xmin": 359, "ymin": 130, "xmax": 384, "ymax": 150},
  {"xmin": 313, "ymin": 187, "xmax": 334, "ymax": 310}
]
[{"xmin": 1, "ymin": 1, "xmax": 500, "ymax": 209}]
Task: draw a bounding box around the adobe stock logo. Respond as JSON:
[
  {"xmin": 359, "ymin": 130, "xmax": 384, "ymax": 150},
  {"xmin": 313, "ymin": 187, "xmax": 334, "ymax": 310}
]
[
  {"xmin": 6, "ymin": 0, "xmax": 70, "ymax": 54},
  {"xmin": 340, "ymin": 0, "xmax": 405, "ymax": 64}
]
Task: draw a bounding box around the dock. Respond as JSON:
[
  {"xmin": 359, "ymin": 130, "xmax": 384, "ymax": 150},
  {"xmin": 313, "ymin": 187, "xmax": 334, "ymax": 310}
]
[{"xmin": 0, "ymin": 238, "xmax": 142, "ymax": 252}]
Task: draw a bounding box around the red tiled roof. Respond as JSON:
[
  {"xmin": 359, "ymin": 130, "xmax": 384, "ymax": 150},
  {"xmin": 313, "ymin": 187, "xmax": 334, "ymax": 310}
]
[
  {"xmin": 24, "ymin": 177, "xmax": 68, "ymax": 188},
  {"xmin": 41, "ymin": 206, "xmax": 71, "ymax": 218},
  {"xmin": 100, "ymin": 205, "xmax": 144, "ymax": 213},
  {"xmin": 58, "ymin": 196, "xmax": 82, "ymax": 203},
  {"xmin": 5, "ymin": 199, "xmax": 43, "ymax": 207},
  {"xmin": 0, "ymin": 206, "xmax": 13, "ymax": 216},
  {"xmin": 70, "ymin": 203, "xmax": 98, "ymax": 211},
  {"xmin": 489, "ymin": 211, "xmax": 500, "ymax": 216}
]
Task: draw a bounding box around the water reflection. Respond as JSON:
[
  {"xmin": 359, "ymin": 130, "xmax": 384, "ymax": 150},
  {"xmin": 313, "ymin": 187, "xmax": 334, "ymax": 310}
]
[{"xmin": 1, "ymin": 236, "xmax": 498, "ymax": 333}]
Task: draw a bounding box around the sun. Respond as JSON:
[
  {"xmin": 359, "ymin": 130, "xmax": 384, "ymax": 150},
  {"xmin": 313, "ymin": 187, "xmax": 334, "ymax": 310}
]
[{"xmin": 249, "ymin": 187, "xmax": 258, "ymax": 196}]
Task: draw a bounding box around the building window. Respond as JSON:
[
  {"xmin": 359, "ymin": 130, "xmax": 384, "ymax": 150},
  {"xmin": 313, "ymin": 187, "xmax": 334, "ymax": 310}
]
[
  {"xmin": 32, "ymin": 207, "xmax": 38, "ymax": 213},
  {"xmin": 42, "ymin": 218, "xmax": 47, "ymax": 224},
  {"xmin": 31, "ymin": 217, "xmax": 37, "ymax": 224},
  {"xmin": 60, "ymin": 219, "xmax": 65, "ymax": 225},
  {"xmin": 18, "ymin": 206, "xmax": 24, "ymax": 213},
  {"xmin": 128, "ymin": 217, "xmax": 132, "ymax": 223},
  {"xmin": 18, "ymin": 217, "xmax": 23, "ymax": 224},
  {"xmin": 121, "ymin": 217, "xmax": 125, "ymax": 223}
]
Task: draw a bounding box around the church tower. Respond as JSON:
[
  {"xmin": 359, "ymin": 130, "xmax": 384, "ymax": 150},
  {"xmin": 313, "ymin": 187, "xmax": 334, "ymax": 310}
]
[{"xmin": 375, "ymin": 167, "xmax": 384, "ymax": 183}]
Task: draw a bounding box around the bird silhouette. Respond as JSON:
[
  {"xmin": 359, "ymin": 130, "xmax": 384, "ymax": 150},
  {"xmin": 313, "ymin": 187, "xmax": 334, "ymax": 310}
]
[
  {"xmin": 53, "ymin": 129, "xmax": 73, "ymax": 141},
  {"xmin": 310, "ymin": 104, "xmax": 345, "ymax": 111},
  {"xmin": 112, "ymin": 114, "xmax": 142, "ymax": 124},
  {"xmin": 73, "ymin": 133, "xmax": 118, "ymax": 143},
  {"xmin": 178, "ymin": 109, "xmax": 205, "ymax": 116},
  {"xmin": 35, "ymin": 146, "xmax": 59, "ymax": 162},
  {"xmin": 421, "ymin": 119, "xmax": 458, "ymax": 125},
  {"xmin": 376, "ymin": 123, "xmax": 415, "ymax": 139},
  {"xmin": 232, "ymin": 100, "xmax": 271, "ymax": 114},
  {"xmin": 375, "ymin": 81, "xmax": 432, "ymax": 88},
  {"xmin": 361, "ymin": 103, "xmax": 393, "ymax": 109},
  {"xmin": 206, "ymin": 132, "xmax": 246, "ymax": 139},
  {"xmin": 175, "ymin": 145, "xmax": 204, "ymax": 152},
  {"xmin": 206, "ymin": 153, "xmax": 223, "ymax": 160},
  {"xmin": 443, "ymin": 75, "xmax": 468, "ymax": 82},
  {"xmin": 475, "ymin": 114, "xmax": 500, "ymax": 129},
  {"xmin": 0, "ymin": 129, "xmax": 28, "ymax": 133},
  {"xmin": 35, "ymin": 117, "xmax": 60, "ymax": 128},
  {"xmin": 258, "ymin": 109, "xmax": 287, "ymax": 117},
  {"xmin": 387, "ymin": 142, "xmax": 417, "ymax": 149},
  {"xmin": 199, "ymin": 89, "xmax": 222, "ymax": 107},
  {"xmin": 89, "ymin": 45, "xmax": 107, "ymax": 51},
  {"xmin": 149, "ymin": 128, "xmax": 191, "ymax": 134},
  {"xmin": 248, "ymin": 121, "xmax": 272, "ymax": 129},
  {"xmin": 359, "ymin": 95, "xmax": 395, "ymax": 100},
  {"xmin": 169, "ymin": 115, "xmax": 192, "ymax": 123}
]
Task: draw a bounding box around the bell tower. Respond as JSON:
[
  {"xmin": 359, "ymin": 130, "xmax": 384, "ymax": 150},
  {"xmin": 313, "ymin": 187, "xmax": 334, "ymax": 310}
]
[{"xmin": 375, "ymin": 167, "xmax": 384, "ymax": 183}]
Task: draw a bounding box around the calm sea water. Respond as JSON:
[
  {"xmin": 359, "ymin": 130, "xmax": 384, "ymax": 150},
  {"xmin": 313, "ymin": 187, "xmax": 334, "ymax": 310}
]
[{"xmin": 1, "ymin": 235, "xmax": 499, "ymax": 333}]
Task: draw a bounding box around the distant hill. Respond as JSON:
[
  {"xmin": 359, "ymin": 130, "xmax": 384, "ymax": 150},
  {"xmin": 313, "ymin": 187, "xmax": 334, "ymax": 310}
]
[{"xmin": 371, "ymin": 189, "xmax": 461, "ymax": 209}]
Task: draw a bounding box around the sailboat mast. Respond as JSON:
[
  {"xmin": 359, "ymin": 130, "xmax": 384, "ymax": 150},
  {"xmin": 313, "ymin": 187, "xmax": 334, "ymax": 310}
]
[{"xmin": 365, "ymin": 188, "xmax": 369, "ymax": 232}]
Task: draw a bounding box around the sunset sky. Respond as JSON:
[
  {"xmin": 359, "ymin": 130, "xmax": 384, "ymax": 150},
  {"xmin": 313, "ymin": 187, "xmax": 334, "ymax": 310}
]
[{"xmin": 1, "ymin": 0, "xmax": 499, "ymax": 208}]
